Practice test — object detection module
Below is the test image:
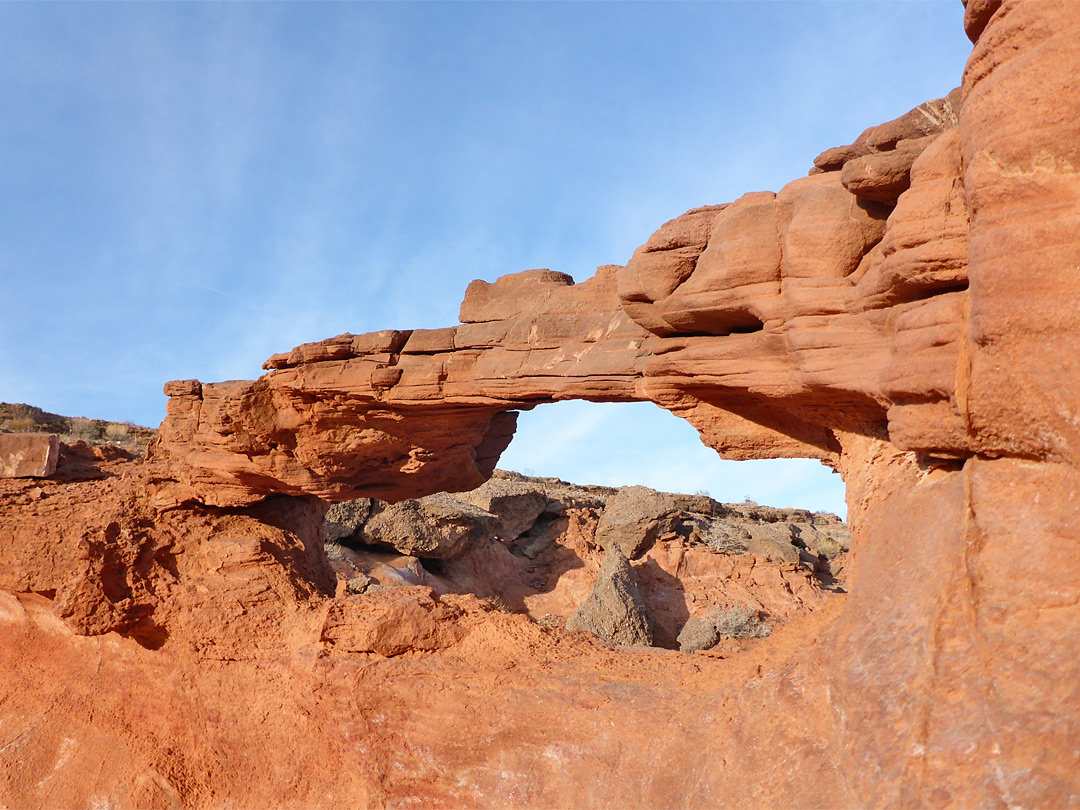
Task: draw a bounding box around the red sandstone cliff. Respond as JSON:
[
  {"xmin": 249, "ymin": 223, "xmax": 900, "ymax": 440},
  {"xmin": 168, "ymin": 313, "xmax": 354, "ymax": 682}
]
[{"xmin": 2, "ymin": 1, "xmax": 1079, "ymax": 806}]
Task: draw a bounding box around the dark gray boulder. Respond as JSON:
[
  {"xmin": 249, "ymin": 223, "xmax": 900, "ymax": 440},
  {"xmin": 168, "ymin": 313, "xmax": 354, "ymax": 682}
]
[
  {"xmin": 325, "ymin": 498, "xmax": 374, "ymax": 543},
  {"xmin": 594, "ymin": 485, "xmax": 682, "ymax": 559},
  {"xmin": 361, "ymin": 493, "xmax": 498, "ymax": 559},
  {"xmin": 566, "ymin": 544, "xmax": 654, "ymax": 646},
  {"xmin": 457, "ymin": 475, "xmax": 550, "ymax": 541},
  {"xmin": 677, "ymin": 617, "xmax": 720, "ymax": 653}
]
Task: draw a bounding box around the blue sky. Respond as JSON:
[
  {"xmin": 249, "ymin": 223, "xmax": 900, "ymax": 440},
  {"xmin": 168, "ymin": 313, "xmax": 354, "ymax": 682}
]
[{"xmin": 0, "ymin": 2, "xmax": 973, "ymax": 516}]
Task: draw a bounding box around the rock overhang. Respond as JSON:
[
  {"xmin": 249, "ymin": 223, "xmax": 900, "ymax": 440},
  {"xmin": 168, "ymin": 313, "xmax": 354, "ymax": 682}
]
[{"xmin": 151, "ymin": 86, "xmax": 977, "ymax": 509}]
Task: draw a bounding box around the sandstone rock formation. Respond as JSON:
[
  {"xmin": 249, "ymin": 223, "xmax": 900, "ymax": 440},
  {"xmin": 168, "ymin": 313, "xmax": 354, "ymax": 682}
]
[
  {"xmin": 324, "ymin": 471, "xmax": 847, "ymax": 648},
  {"xmin": 2, "ymin": 1, "xmax": 1079, "ymax": 806},
  {"xmin": 0, "ymin": 446, "xmax": 838, "ymax": 807},
  {"xmin": 145, "ymin": 80, "xmax": 975, "ymax": 512},
  {"xmin": 0, "ymin": 433, "xmax": 59, "ymax": 478}
]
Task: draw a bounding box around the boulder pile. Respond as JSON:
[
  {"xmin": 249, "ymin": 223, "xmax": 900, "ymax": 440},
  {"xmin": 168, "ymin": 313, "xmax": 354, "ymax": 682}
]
[{"xmin": 324, "ymin": 470, "xmax": 848, "ymax": 650}]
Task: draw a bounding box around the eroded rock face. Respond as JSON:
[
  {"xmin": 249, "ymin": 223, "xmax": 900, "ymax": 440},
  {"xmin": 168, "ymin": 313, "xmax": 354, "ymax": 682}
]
[
  {"xmin": 321, "ymin": 586, "xmax": 467, "ymax": 656},
  {"xmin": 151, "ymin": 267, "xmax": 640, "ymax": 507},
  {"xmin": 138, "ymin": 4, "xmax": 1080, "ymax": 802},
  {"xmin": 147, "ymin": 86, "xmax": 978, "ymax": 507},
  {"xmin": 0, "ymin": 450, "xmax": 335, "ymax": 658},
  {"xmin": 0, "ymin": 448, "xmax": 841, "ymax": 807},
  {"xmin": 3, "ymin": 1, "xmax": 1079, "ymax": 806},
  {"xmin": 325, "ymin": 471, "xmax": 846, "ymax": 649}
]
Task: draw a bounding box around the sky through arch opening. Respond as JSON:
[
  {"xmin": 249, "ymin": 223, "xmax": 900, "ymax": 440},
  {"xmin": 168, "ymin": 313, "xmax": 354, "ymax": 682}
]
[{"xmin": 498, "ymin": 401, "xmax": 848, "ymax": 519}]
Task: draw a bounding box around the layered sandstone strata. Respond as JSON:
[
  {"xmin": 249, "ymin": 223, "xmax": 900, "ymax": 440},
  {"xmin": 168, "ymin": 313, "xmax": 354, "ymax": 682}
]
[
  {"xmin": 150, "ymin": 86, "xmax": 973, "ymax": 507},
  {"xmin": 147, "ymin": 2, "xmax": 1080, "ymax": 800},
  {"xmin": 2, "ymin": 0, "xmax": 1079, "ymax": 807}
]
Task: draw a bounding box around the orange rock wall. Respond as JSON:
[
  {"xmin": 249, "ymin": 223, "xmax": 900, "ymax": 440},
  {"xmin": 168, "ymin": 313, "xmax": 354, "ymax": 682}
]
[{"xmin": 3, "ymin": 1, "xmax": 1079, "ymax": 807}]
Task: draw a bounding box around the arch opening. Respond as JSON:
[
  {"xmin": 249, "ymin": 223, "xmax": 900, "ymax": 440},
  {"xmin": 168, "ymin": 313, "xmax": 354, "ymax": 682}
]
[
  {"xmin": 498, "ymin": 400, "xmax": 847, "ymax": 519},
  {"xmin": 325, "ymin": 399, "xmax": 851, "ymax": 652}
]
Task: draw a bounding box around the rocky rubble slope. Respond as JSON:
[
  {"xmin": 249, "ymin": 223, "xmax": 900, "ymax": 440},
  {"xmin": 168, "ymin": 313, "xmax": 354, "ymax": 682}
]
[
  {"xmin": 0, "ymin": 443, "xmax": 846, "ymax": 808},
  {"xmin": 324, "ymin": 471, "xmax": 849, "ymax": 650}
]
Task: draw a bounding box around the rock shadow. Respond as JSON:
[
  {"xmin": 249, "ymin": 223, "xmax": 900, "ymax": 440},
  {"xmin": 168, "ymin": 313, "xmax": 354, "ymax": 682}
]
[{"xmin": 633, "ymin": 557, "xmax": 691, "ymax": 650}]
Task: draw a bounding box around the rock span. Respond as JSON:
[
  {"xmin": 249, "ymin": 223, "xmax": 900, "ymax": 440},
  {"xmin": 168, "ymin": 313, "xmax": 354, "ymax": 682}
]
[
  {"xmin": 151, "ymin": 90, "xmax": 973, "ymax": 510},
  {"xmin": 2, "ymin": 1, "xmax": 1079, "ymax": 807}
]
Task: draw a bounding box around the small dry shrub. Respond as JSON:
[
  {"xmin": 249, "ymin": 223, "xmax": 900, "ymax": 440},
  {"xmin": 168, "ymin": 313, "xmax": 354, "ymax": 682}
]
[
  {"xmin": 703, "ymin": 522, "xmax": 750, "ymax": 554},
  {"xmin": 3, "ymin": 416, "xmax": 37, "ymax": 432},
  {"xmin": 104, "ymin": 422, "xmax": 132, "ymax": 441},
  {"xmin": 487, "ymin": 594, "xmax": 516, "ymax": 614},
  {"xmin": 68, "ymin": 417, "xmax": 100, "ymax": 440},
  {"xmin": 536, "ymin": 613, "xmax": 566, "ymax": 629}
]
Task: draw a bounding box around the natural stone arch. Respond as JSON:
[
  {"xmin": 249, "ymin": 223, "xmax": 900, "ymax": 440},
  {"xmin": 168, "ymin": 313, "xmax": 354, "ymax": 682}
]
[
  {"xmin": 3, "ymin": 4, "xmax": 1079, "ymax": 806},
  {"xmin": 152, "ymin": 103, "xmax": 964, "ymax": 515},
  {"xmin": 142, "ymin": 23, "xmax": 1080, "ymax": 798}
]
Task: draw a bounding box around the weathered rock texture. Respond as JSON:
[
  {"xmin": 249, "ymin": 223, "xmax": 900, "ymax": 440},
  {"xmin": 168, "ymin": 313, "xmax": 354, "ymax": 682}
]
[
  {"xmin": 358, "ymin": 494, "xmax": 499, "ymax": 559},
  {"xmin": 0, "ymin": 448, "xmax": 840, "ymax": 808},
  {"xmin": 3, "ymin": 1, "xmax": 1080, "ymax": 806},
  {"xmin": 593, "ymin": 485, "xmax": 681, "ymax": 559},
  {"xmin": 147, "ymin": 86, "xmax": 974, "ymax": 509},
  {"xmin": 325, "ymin": 471, "xmax": 847, "ymax": 649},
  {"xmin": 0, "ymin": 433, "xmax": 59, "ymax": 478},
  {"xmin": 565, "ymin": 543, "xmax": 655, "ymax": 646}
]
